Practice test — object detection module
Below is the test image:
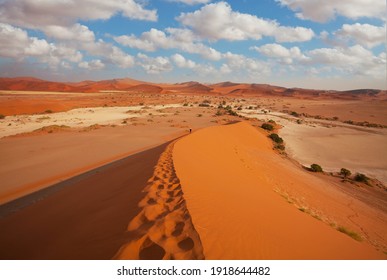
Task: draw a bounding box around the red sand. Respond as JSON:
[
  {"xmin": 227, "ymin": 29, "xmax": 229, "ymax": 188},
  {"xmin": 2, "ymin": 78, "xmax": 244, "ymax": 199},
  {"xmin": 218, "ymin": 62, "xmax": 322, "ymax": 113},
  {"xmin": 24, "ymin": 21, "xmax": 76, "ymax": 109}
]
[{"xmin": 173, "ymin": 122, "xmax": 385, "ymax": 259}]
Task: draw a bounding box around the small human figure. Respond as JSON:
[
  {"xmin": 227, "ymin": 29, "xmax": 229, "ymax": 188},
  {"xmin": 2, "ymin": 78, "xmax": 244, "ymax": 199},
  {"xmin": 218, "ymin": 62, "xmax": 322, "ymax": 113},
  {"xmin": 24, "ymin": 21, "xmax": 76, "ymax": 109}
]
[{"xmin": 189, "ymin": 128, "xmax": 192, "ymax": 133}]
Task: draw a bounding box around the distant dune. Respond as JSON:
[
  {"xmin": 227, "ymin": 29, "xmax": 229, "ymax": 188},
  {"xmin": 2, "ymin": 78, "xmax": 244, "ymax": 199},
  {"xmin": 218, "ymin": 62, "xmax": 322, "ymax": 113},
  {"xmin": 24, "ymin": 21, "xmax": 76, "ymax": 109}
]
[
  {"xmin": 126, "ymin": 84, "xmax": 163, "ymax": 94},
  {"xmin": 2, "ymin": 76, "xmax": 384, "ymax": 99}
]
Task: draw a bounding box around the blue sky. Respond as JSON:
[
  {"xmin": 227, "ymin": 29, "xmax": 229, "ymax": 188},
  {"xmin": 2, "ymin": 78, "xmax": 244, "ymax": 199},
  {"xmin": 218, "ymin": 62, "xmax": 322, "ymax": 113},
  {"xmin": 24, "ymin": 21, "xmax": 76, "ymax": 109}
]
[{"xmin": 0, "ymin": 0, "xmax": 385, "ymax": 90}]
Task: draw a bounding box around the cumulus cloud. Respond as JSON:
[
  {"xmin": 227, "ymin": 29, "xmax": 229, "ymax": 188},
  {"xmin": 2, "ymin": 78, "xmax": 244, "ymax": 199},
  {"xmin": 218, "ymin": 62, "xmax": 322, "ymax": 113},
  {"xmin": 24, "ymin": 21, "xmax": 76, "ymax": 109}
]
[
  {"xmin": 0, "ymin": 0, "xmax": 157, "ymax": 29},
  {"xmin": 44, "ymin": 24, "xmax": 96, "ymax": 42},
  {"xmin": 335, "ymin": 23, "xmax": 386, "ymax": 48},
  {"xmin": 79, "ymin": 59, "xmax": 105, "ymax": 70},
  {"xmin": 276, "ymin": 0, "xmax": 386, "ymax": 22},
  {"xmin": 222, "ymin": 52, "xmax": 271, "ymax": 76},
  {"xmin": 171, "ymin": 53, "xmax": 196, "ymax": 68},
  {"xmin": 252, "ymin": 43, "xmax": 307, "ymax": 64},
  {"xmin": 252, "ymin": 42, "xmax": 385, "ymax": 79},
  {"xmin": 137, "ymin": 53, "xmax": 173, "ymax": 74},
  {"xmin": 306, "ymin": 45, "xmax": 385, "ymax": 78},
  {"xmin": 169, "ymin": 0, "xmax": 212, "ymax": 5},
  {"xmin": 114, "ymin": 28, "xmax": 222, "ymax": 60},
  {"xmin": 0, "ymin": 22, "xmax": 135, "ymax": 70},
  {"xmin": 176, "ymin": 1, "xmax": 314, "ymax": 42},
  {"xmin": 0, "ymin": 23, "xmax": 82, "ymax": 67}
]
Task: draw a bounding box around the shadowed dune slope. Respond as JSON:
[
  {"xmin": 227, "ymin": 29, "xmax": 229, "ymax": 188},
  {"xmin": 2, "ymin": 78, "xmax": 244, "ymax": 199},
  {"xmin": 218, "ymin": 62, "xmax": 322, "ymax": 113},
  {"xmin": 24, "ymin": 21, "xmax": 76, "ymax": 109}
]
[
  {"xmin": 173, "ymin": 122, "xmax": 385, "ymax": 259},
  {"xmin": 0, "ymin": 142, "xmax": 170, "ymax": 259}
]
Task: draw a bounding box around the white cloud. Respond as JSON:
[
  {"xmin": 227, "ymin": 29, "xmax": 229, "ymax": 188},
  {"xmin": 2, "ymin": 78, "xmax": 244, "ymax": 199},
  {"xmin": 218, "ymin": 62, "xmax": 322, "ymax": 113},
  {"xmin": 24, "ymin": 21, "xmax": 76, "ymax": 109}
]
[
  {"xmin": 222, "ymin": 52, "xmax": 271, "ymax": 76},
  {"xmin": 274, "ymin": 26, "xmax": 315, "ymax": 43},
  {"xmin": 276, "ymin": 0, "xmax": 386, "ymax": 22},
  {"xmin": 177, "ymin": 1, "xmax": 314, "ymax": 42},
  {"xmin": 44, "ymin": 24, "xmax": 96, "ymax": 42},
  {"xmin": 109, "ymin": 46, "xmax": 135, "ymax": 68},
  {"xmin": 169, "ymin": 0, "xmax": 212, "ymax": 5},
  {"xmin": 114, "ymin": 28, "xmax": 222, "ymax": 60},
  {"xmin": 0, "ymin": 0, "xmax": 157, "ymax": 30},
  {"xmin": 307, "ymin": 45, "xmax": 385, "ymax": 77},
  {"xmin": 252, "ymin": 43, "xmax": 307, "ymax": 64},
  {"xmin": 171, "ymin": 53, "xmax": 196, "ymax": 68},
  {"xmin": 79, "ymin": 59, "xmax": 105, "ymax": 70},
  {"xmin": 335, "ymin": 23, "xmax": 386, "ymax": 48},
  {"xmin": 0, "ymin": 23, "xmax": 82, "ymax": 67},
  {"xmin": 252, "ymin": 42, "xmax": 385, "ymax": 79},
  {"xmin": 137, "ymin": 53, "xmax": 173, "ymax": 74}
]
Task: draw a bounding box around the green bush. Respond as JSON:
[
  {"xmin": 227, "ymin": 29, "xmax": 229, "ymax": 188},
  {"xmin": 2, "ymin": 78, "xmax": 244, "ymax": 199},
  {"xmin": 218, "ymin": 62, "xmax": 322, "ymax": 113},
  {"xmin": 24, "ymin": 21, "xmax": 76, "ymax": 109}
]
[
  {"xmin": 268, "ymin": 133, "xmax": 283, "ymax": 143},
  {"xmin": 228, "ymin": 110, "xmax": 238, "ymax": 116},
  {"xmin": 275, "ymin": 144, "xmax": 285, "ymax": 150},
  {"xmin": 310, "ymin": 164, "xmax": 323, "ymax": 172},
  {"xmin": 354, "ymin": 173, "xmax": 369, "ymax": 183},
  {"xmin": 340, "ymin": 168, "xmax": 351, "ymax": 177},
  {"xmin": 261, "ymin": 123, "xmax": 274, "ymax": 131}
]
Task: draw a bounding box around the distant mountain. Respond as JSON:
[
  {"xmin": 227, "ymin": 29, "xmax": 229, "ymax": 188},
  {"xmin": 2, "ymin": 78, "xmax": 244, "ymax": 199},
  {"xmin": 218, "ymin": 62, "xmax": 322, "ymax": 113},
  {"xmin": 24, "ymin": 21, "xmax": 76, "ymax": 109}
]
[{"xmin": 0, "ymin": 76, "xmax": 385, "ymax": 100}]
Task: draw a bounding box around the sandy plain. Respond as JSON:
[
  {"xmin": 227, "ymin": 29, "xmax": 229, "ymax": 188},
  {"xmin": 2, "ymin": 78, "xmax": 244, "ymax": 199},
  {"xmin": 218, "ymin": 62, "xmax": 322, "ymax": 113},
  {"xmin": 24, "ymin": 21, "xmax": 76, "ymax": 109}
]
[{"xmin": 0, "ymin": 87, "xmax": 386, "ymax": 259}]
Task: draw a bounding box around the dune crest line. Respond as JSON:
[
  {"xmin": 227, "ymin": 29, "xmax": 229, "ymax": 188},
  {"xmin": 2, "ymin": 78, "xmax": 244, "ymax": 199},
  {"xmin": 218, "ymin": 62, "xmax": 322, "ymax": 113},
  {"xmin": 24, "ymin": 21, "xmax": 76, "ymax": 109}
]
[{"xmin": 114, "ymin": 141, "xmax": 204, "ymax": 260}]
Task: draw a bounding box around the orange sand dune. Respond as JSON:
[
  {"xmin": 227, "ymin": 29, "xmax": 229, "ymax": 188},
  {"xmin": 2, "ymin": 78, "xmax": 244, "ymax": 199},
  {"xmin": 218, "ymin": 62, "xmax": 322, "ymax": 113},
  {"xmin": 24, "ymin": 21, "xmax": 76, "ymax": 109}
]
[{"xmin": 173, "ymin": 122, "xmax": 385, "ymax": 259}]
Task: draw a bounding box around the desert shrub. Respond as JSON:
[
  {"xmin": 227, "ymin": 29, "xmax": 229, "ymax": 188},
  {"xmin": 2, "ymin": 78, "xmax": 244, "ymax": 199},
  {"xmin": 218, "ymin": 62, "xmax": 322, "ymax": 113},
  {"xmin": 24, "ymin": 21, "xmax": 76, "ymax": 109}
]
[
  {"xmin": 202, "ymin": 99, "xmax": 211, "ymax": 104},
  {"xmin": 261, "ymin": 123, "xmax": 274, "ymax": 131},
  {"xmin": 183, "ymin": 103, "xmax": 189, "ymax": 106},
  {"xmin": 198, "ymin": 103, "xmax": 210, "ymax": 107},
  {"xmin": 228, "ymin": 110, "xmax": 238, "ymax": 116},
  {"xmin": 268, "ymin": 133, "xmax": 283, "ymax": 143},
  {"xmin": 268, "ymin": 119, "xmax": 276, "ymax": 124},
  {"xmin": 237, "ymin": 106, "xmax": 243, "ymax": 111},
  {"xmin": 291, "ymin": 111, "xmax": 300, "ymax": 117},
  {"xmin": 225, "ymin": 105, "xmax": 232, "ymax": 110},
  {"xmin": 197, "ymin": 114, "xmax": 202, "ymax": 117},
  {"xmin": 275, "ymin": 144, "xmax": 285, "ymax": 150},
  {"xmin": 310, "ymin": 164, "xmax": 323, "ymax": 172},
  {"xmin": 44, "ymin": 109, "xmax": 53, "ymax": 114},
  {"xmin": 340, "ymin": 168, "xmax": 351, "ymax": 178},
  {"xmin": 0, "ymin": 114, "xmax": 5, "ymax": 119},
  {"xmin": 354, "ymin": 173, "xmax": 369, "ymax": 183}
]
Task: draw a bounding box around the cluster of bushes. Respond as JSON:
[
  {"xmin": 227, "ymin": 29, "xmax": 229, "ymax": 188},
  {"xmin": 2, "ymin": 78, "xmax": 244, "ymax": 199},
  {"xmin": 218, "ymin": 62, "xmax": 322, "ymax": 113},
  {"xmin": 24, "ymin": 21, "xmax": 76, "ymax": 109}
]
[
  {"xmin": 340, "ymin": 168, "xmax": 369, "ymax": 183},
  {"xmin": 215, "ymin": 104, "xmax": 240, "ymax": 117},
  {"xmin": 344, "ymin": 120, "xmax": 386, "ymax": 128},
  {"xmin": 307, "ymin": 165, "xmax": 370, "ymax": 184}
]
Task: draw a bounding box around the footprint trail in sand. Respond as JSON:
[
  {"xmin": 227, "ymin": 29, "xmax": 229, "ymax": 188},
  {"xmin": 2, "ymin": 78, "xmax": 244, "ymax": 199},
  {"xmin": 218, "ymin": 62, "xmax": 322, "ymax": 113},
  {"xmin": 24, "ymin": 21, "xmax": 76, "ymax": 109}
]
[{"xmin": 114, "ymin": 141, "xmax": 204, "ymax": 260}]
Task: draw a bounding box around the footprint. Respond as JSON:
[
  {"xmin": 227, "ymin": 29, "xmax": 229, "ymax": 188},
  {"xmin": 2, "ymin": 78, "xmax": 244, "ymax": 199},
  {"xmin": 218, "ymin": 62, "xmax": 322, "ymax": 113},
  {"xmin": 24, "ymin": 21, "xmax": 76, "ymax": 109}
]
[
  {"xmin": 147, "ymin": 198, "xmax": 157, "ymax": 205},
  {"xmin": 139, "ymin": 238, "xmax": 165, "ymax": 260},
  {"xmin": 178, "ymin": 237, "xmax": 194, "ymax": 251}
]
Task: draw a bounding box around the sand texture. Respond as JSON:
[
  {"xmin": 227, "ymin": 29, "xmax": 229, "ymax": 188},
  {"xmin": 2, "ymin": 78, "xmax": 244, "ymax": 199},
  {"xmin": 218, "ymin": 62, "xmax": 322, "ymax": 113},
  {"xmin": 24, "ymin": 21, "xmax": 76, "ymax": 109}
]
[
  {"xmin": 114, "ymin": 141, "xmax": 204, "ymax": 260},
  {"xmin": 173, "ymin": 122, "xmax": 386, "ymax": 259}
]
